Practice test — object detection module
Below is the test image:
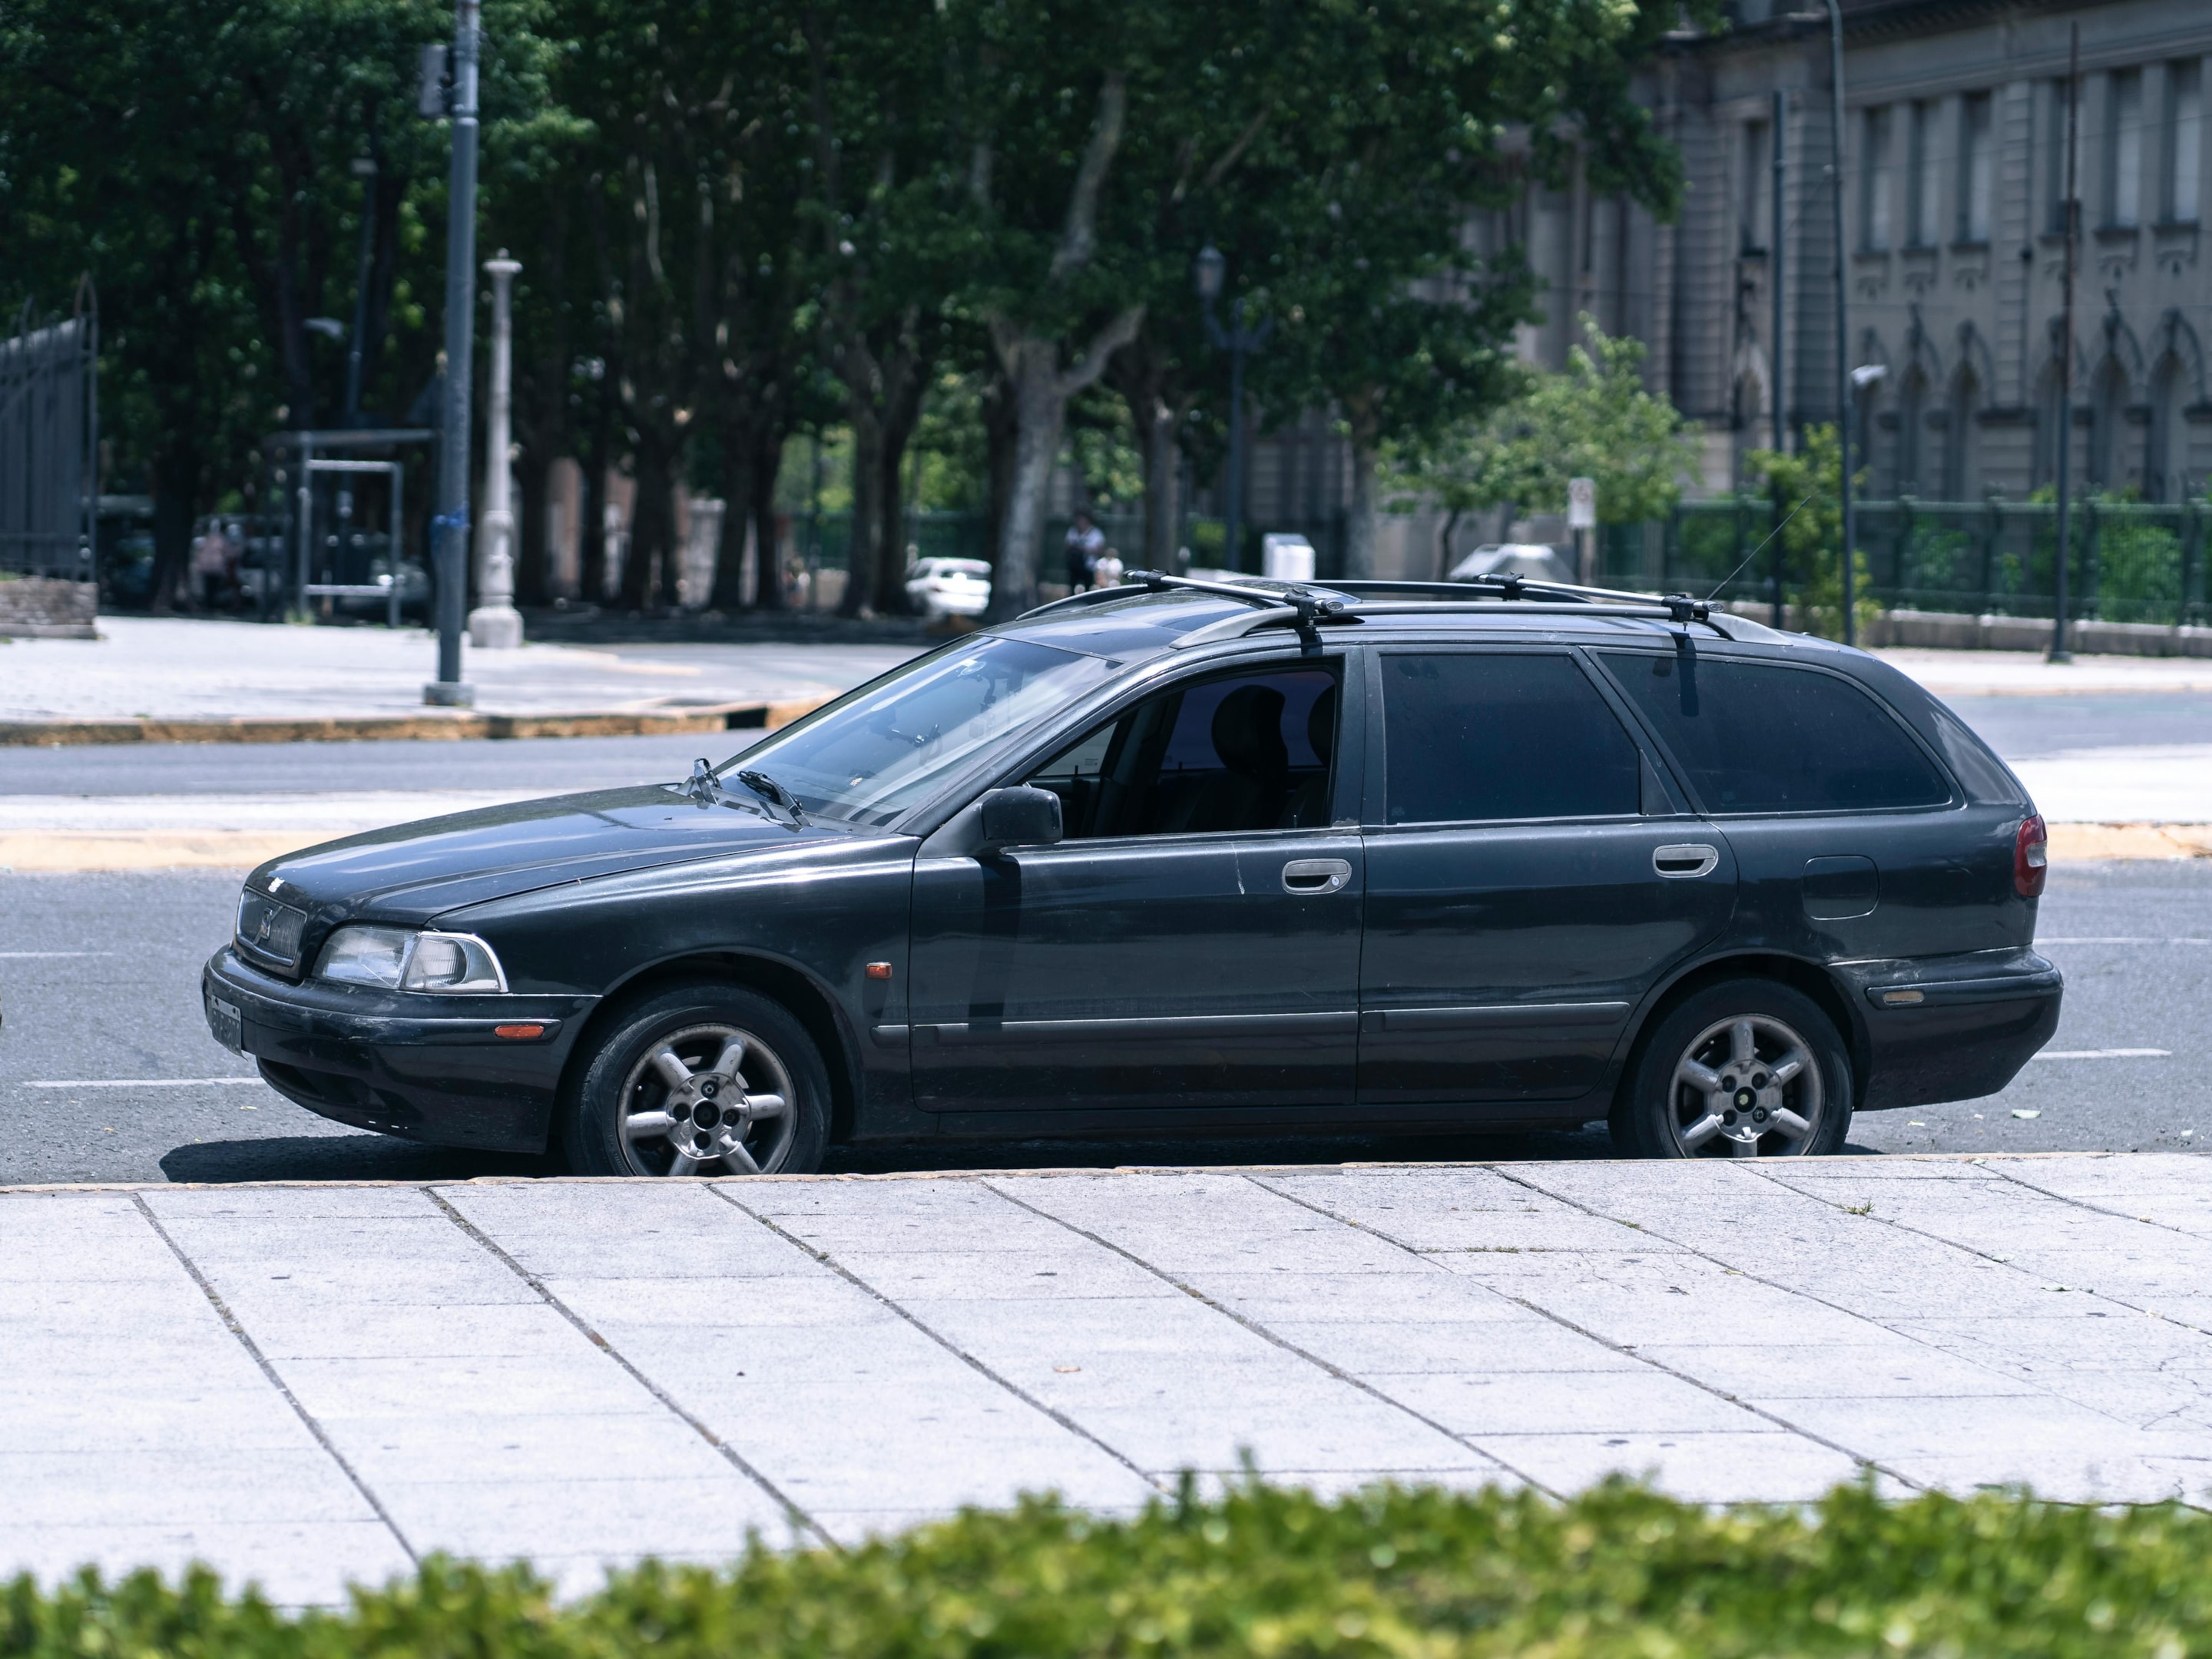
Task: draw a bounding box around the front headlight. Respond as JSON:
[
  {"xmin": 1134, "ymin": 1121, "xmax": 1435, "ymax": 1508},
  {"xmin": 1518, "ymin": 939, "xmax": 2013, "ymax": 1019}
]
[{"xmin": 315, "ymin": 927, "xmax": 507, "ymax": 993}]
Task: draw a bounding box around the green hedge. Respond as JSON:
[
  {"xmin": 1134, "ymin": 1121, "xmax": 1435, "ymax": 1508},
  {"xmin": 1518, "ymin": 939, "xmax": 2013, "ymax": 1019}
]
[{"xmin": 10, "ymin": 1478, "xmax": 2212, "ymax": 1659}]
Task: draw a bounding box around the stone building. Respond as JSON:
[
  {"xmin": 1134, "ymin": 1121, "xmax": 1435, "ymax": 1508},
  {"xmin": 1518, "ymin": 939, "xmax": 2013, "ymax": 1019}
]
[
  {"xmin": 1227, "ymin": 0, "xmax": 2212, "ymax": 576},
  {"xmin": 1559, "ymin": 0, "xmax": 2212, "ymax": 503}
]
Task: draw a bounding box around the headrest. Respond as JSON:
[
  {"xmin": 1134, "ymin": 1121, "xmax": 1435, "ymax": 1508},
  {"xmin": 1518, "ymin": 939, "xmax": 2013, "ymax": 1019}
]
[{"xmin": 1211, "ymin": 684, "xmax": 1288, "ymax": 777}]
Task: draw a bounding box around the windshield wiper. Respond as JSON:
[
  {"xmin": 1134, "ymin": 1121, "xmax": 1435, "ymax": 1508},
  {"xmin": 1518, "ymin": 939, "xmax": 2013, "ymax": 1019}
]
[{"xmin": 736, "ymin": 767, "xmax": 807, "ymax": 826}]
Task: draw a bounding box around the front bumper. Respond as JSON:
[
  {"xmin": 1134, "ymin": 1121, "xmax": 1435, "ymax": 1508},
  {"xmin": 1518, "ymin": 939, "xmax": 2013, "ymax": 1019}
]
[
  {"xmin": 203, "ymin": 947, "xmax": 597, "ymax": 1153},
  {"xmin": 1836, "ymin": 947, "xmax": 2063, "ymax": 1111}
]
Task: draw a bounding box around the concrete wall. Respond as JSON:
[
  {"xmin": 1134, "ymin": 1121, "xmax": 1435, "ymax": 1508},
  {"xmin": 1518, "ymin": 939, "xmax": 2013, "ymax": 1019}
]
[{"xmin": 0, "ymin": 577, "xmax": 97, "ymax": 638}]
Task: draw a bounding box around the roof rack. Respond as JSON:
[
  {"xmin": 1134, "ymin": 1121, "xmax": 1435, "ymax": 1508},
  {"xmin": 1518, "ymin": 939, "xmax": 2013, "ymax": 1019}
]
[{"xmin": 1015, "ymin": 568, "xmax": 1724, "ymax": 648}]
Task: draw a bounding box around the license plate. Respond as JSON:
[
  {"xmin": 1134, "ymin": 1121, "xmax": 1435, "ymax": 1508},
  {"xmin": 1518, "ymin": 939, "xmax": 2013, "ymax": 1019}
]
[{"xmin": 208, "ymin": 995, "xmax": 245, "ymax": 1055}]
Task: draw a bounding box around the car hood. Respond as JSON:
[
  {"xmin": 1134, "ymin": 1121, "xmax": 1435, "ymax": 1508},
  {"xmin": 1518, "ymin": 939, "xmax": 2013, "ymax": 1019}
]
[{"xmin": 252, "ymin": 784, "xmax": 866, "ymax": 925}]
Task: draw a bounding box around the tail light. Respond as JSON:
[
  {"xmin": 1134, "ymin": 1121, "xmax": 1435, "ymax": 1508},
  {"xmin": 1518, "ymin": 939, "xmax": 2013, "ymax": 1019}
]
[{"xmin": 2014, "ymin": 813, "xmax": 2048, "ymax": 898}]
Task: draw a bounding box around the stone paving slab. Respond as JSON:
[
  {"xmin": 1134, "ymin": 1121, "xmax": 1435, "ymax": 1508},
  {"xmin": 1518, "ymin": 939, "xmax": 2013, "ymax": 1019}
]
[{"xmin": 12, "ymin": 1154, "xmax": 2212, "ymax": 1603}]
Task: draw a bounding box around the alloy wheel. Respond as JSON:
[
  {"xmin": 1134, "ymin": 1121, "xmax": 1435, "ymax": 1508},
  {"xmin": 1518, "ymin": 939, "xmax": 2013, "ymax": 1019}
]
[
  {"xmin": 615, "ymin": 1022, "xmax": 797, "ymax": 1175},
  {"xmin": 1666, "ymin": 1012, "xmax": 1825, "ymax": 1157}
]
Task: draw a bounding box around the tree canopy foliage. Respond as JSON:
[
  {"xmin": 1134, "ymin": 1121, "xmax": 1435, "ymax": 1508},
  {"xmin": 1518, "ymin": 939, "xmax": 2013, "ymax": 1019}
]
[{"xmin": 1, "ymin": 0, "xmax": 1705, "ymax": 611}]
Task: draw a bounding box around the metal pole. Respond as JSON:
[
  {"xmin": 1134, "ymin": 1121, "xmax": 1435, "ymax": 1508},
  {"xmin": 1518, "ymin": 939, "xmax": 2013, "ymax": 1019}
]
[
  {"xmin": 469, "ymin": 252, "xmax": 523, "ymax": 647},
  {"xmin": 1771, "ymin": 90, "xmax": 1788, "ymax": 457},
  {"xmin": 1226, "ymin": 298, "xmax": 1245, "ymax": 575},
  {"xmin": 425, "ymin": 0, "xmax": 479, "ymax": 706},
  {"xmin": 1826, "ymin": 0, "xmax": 1856, "ymax": 647},
  {"xmin": 1772, "ymin": 87, "xmax": 1789, "ymax": 628},
  {"xmin": 343, "ymin": 157, "xmax": 377, "ymax": 425},
  {"xmin": 389, "ymin": 459, "xmax": 404, "ymax": 628},
  {"xmin": 2051, "ymin": 22, "xmax": 2080, "ymax": 664}
]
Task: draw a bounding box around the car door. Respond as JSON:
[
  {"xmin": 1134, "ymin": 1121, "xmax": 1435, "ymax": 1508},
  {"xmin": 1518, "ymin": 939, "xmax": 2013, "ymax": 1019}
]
[
  {"xmin": 1356, "ymin": 644, "xmax": 1739, "ymax": 1111},
  {"xmin": 907, "ymin": 652, "xmax": 1363, "ymax": 1118},
  {"xmin": 1589, "ymin": 645, "xmax": 2002, "ymax": 963}
]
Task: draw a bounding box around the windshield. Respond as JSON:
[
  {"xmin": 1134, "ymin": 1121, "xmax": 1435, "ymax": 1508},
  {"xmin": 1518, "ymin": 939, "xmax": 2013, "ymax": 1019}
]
[{"xmin": 720, "ymin": 635, "xmax": 1119, "ymax": 826}]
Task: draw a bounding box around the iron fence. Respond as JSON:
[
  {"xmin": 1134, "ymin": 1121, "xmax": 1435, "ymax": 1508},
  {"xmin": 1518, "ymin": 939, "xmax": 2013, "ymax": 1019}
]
[
  {"xmin": 1634, "ymin": 497, "xmax": 2210, "ymax": 627},
  {"xmin": 0, "ymin": 293, "xmax": 98, "ymax": 579}
]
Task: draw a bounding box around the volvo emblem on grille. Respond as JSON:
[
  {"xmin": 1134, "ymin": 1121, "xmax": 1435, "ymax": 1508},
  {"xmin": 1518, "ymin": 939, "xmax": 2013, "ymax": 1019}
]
[{"xmin": 256, "ymin": 912, "xmax": 273, "ymax": 942}]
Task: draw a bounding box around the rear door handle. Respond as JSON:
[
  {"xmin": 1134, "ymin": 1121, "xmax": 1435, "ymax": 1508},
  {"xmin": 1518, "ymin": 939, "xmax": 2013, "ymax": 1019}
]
[
  {"xmin": 1654, "ymin": 843, "xmax": 1720, "ymax": 879},
  {"xmin": 1282, "ymin": 857, "xmax": 1353, "ymax": 896}
]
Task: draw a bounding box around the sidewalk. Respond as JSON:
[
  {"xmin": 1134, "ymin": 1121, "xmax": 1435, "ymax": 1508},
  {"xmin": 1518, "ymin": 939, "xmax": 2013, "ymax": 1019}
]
[
  {"xmin": 0, "ymin": 617, "xmax": 916, "ymax": 743},
  {"xmin": 8, "ymin": 1154, "xmax": 2212, "ymax": 1604}
]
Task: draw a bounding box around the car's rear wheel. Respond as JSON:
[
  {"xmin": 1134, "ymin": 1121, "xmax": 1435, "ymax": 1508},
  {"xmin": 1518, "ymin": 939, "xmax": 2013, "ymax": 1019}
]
[
  {"xmin": 564, "ymin": 982, "xmax": 829, "ymax": 1177},
  {"xmin": 1611, "ymin": 979, "xmax": 1852, "ymax": 1159}
]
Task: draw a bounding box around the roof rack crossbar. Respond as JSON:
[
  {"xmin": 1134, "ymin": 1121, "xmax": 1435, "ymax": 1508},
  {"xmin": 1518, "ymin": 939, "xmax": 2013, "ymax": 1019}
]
[{"xmin": 1125, "ymin": 568, "xmax": 1346, "ymax": 645}]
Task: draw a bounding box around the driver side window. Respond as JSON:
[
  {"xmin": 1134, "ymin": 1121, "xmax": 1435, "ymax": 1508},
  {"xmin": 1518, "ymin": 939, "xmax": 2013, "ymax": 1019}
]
[{"xmin": 1024, "ymin": 664, "xmax": 1340, "ymax": 839}]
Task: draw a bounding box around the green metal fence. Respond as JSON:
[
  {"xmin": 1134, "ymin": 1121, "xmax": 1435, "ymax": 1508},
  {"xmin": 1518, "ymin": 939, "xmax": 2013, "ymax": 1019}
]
[{"xmin": 1635, "ymin": 498, "xmax": 2211, "ymax": 627}]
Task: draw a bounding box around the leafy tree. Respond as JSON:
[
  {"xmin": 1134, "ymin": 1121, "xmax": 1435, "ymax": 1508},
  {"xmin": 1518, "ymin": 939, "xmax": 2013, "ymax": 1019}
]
[
  {"xmin": 1251, "ymin": 0, "xmax": 1714, "ymax": 578},
  {"xmin": 1744, "ymin": 422, "xmax": 1877, "ymax": 639},
  {"xmin": 1393, "ymin": 315, "xmax": 1695, "ymax": 568}
]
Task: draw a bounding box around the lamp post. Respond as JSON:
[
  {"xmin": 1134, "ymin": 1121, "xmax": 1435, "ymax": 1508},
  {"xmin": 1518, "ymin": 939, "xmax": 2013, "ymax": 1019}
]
[
  {"xmin": 469, "ymin": 252, "xmax": 523, "ymax": 648},
  {"xmin": 2050, "ymin": 22, "xmax": 2081, "ymax": 664},
  {"xmin": 424, "ymin": 0, "xmax": 480, "ymax": 706},
  {"xmin": 1824, "ymin": 0, "xmax": 1859, "ymax": 648},
  {"xmin": 1194, "ymin": 244, "xmax": 1271, "ymax": 575}
]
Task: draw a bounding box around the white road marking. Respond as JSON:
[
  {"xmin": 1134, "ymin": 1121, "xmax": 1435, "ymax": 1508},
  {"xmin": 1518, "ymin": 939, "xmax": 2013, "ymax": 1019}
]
[
  {"xmin": 22, "ymin": 1077, "xmax": 267, "ymax": 1089},
  {"xmin": 0, "ymin": 951, "xmax": 112, "ymax": 958},
  {"xmin": 2029, "ymin": 1048, "xmax": 2174, "ymax": 1061}
]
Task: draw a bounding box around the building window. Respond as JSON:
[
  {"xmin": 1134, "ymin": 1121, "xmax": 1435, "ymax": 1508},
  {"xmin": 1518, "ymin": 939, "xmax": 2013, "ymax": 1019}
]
[
  {"xmin": 1861, "ymin": 106, "xmax": 1892, "ymax": 250},
  {"xmin": 2167, "ymin": 61, "xmax": 2203, "ymax": 224},
  {"xmin": 2047, "ymin": 78, "xmax": 2078, "ymax": 234},
  {"xmin": 1959, "ymin": 93, "xmax": 1993, "ymax": 241},
  {"xmin": 1908, "ymin": 101, "xmax": 1941, "ymax": 247},
  {"xmin": 1741, "ymin": 119, "xmax": 1770, "ymax": 251},
  {"xmin": 2108, "ymin": 68, "xmax": 2144, "ymax": 227}
]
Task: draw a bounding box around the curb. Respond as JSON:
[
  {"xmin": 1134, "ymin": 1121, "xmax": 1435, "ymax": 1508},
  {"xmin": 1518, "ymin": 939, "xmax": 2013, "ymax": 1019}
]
[{"xmin": 0, "ymin": 699, "xmax": 828, "ymax": 748}]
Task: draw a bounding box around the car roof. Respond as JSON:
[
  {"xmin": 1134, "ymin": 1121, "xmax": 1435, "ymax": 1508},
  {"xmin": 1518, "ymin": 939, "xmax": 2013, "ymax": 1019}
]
[{"xmin": 986, "ymin": 578, "xmax": 1823, "ymax": 666}]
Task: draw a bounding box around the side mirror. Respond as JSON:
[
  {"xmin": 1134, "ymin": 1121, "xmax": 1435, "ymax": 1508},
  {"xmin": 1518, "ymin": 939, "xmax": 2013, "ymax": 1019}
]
[{"xmin": 975, "ymin": 786, "xmax": 1063, "ymax": 855}]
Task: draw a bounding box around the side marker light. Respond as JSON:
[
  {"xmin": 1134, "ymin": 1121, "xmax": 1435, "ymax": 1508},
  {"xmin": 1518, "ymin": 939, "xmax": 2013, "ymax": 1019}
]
[{"xmin": 495, "ymin": 1024, "xmax": 546, "ymax": 1040}]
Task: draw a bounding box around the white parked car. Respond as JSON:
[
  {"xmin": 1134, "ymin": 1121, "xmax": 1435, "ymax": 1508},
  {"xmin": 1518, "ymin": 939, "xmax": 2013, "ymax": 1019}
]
[
  {"xmin": 1448, "ymin": 542, "xmax": 1578, "ymax": 587},
  {"xmin": 905, "ymin": 557, "xmax": 992, "ymax": 618}
]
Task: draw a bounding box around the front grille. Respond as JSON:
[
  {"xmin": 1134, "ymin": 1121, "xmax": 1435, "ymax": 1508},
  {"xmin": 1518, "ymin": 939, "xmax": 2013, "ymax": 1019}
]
[{"xmin": 236, "ymin": 889, "xmax": 310, "ymax": 974}]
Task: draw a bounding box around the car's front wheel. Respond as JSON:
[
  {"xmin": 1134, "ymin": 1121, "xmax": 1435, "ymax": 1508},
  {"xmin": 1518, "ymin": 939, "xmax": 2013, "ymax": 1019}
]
[
  {"xmin": 1611, "ymin": 979, "xmax": 1853, "ymax": 1159},
  {"xmin": 564, "ymin": 982, "xmax": 830, "ymax": 1176}
]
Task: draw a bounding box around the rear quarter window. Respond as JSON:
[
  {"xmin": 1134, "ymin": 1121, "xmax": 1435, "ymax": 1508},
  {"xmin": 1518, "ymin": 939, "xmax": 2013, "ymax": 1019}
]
[{"xmin": 1597, "ymin": 651, "xmax": 1953, "ymax": 813}]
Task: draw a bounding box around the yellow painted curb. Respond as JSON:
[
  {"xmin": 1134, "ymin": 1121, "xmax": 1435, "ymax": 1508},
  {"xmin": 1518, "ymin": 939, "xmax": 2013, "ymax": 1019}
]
[
  {"xmin": 0, "ymin": 833, "xmax": 311, "ymax": 872},
  {"xmin": 2048, "ymin": 823, "xmax": 2212, "ymax": 861},
  {"xmin": 0, "ymin": 697, "xmax": 828, "ymax": 748}
]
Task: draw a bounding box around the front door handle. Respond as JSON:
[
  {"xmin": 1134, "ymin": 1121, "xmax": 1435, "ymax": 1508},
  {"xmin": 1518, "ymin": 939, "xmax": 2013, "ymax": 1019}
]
[
  {"xmin": 1282, "ymin": 857, "xmax": 1353, "ymax": 896},
  {"xmin": 1654, "ymin": 843, "xmax": 1720, "ymax": 879}
]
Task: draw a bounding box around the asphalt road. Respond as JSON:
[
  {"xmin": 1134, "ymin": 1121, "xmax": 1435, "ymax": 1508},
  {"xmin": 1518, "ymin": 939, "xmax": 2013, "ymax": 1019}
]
[
  {"xmin": 1, "ymin": 690, "xmax": 2205, "ymax": 1184},
  {"xmin": 0, "ymin": 858, "xmax": 2202, "ymax": 1186}
]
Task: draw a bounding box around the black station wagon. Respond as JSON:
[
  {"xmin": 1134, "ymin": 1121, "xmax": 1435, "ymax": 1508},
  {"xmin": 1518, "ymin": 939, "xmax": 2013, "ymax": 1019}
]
[{"xmin": 204, "ymin": 573, "xmax": 2061, "ymax": 1174}]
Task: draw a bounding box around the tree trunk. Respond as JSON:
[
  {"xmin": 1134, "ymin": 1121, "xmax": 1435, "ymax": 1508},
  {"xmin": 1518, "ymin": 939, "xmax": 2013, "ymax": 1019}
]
[
  {"xmin": 1336, "ymin": 400, "xmax": 1371, "ymax": 579},
  {"xmin": 1344, "ymin": 439, "xmax": 1381, "ymax": 580},
  {"xmin": 987, "ymin": 314, "xmax": 1144, "ymax": 620},
  {"xmin": 876, "ymin": 353, "xmax": 928, "ymax": 615},
  {"xmin": 710, "ymin": 422, "xmax": 758, "ymax": 611},
  {"xmin": 623, "ymin": 442, "xmax": 677, "ymax": 611},
  {"xmin": 982, "ymin": 371, "xmax": 1018, "ymax": 575},
  {"xmin": 990, "ymin": 341, "xmax": 1070, "ymax": 617},
  {"xmin": 579, "ymin": 459, "xmax": 608, "ymax": 605},
  {"xmin": 148, "ymin": 439, "xmax": 202, "ymax": 614},
  {"xmin": 515, "ymin": 447, "xmax": 552, "ymax": 608},
  {"xmin": 1104, "ymin": 333, "xmax": 1187, "ymax": 573},
  {"xmin": 751, "ymin": 424, "xmax": 788, "ymax": 610},
  {"xmin": 837, "ymin": 400, "xmax": 886, "ymax": 617}
]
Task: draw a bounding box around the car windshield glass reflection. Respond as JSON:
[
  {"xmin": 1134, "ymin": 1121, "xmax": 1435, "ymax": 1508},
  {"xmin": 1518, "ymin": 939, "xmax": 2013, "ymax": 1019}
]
[{"xmin": 720, "ymin": 636, "xmax": 1117, "ymax": 826}]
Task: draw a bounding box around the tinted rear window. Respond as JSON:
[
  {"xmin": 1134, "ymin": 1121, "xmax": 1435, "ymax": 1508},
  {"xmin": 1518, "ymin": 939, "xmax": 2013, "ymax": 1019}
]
[
  {"xmin": 1382, "ymin": 652, "xmax": 1641, "ymax": 824},
  {"xmin": 1598, "ymin": 651, "xmax": 1952, "ymax": 813}
]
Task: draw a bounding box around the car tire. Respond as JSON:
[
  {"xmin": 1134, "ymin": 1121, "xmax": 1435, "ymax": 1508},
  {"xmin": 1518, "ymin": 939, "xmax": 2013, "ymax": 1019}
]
[
  {"xmin": 1610, "ymin": 979, "xmax": 1853, "ymax": 1159},
  {"xmin": 562, "ymin": 981, "xmax": 830, "ymax": 1177}
]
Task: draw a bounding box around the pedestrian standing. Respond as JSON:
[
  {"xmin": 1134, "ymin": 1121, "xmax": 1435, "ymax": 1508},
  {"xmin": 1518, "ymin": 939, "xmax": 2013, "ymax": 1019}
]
[{"xmin": 1064, "ymin": 511, "xmax": 1105, "ymax": 592}]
